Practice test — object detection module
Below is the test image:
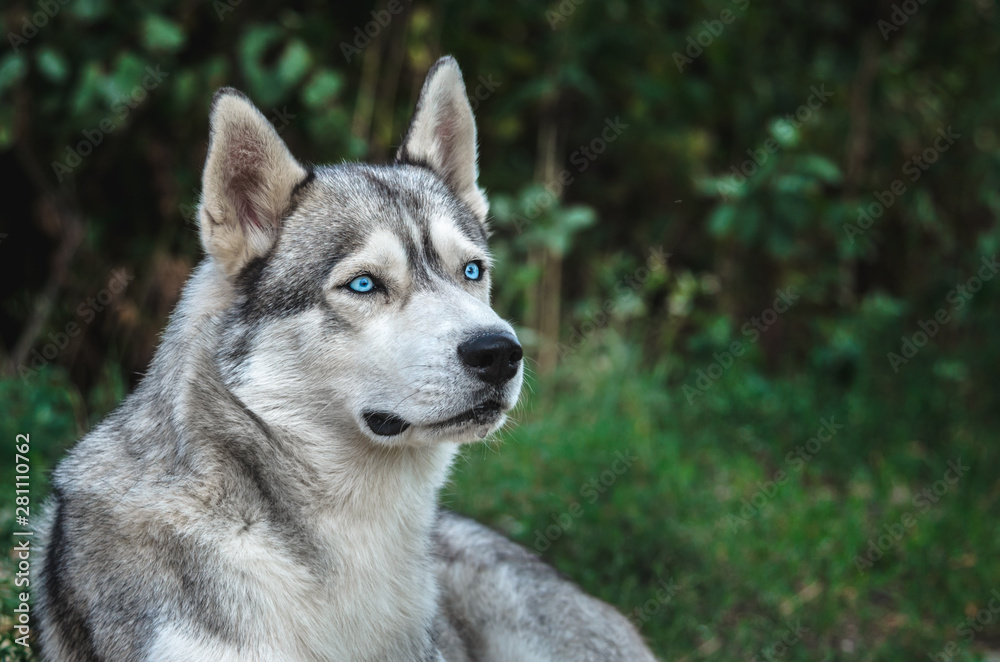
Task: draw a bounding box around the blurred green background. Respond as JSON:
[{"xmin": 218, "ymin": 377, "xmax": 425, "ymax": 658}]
[{"xmin": 2, "ymin": 1, "xmax": 999, "ymax": 660}]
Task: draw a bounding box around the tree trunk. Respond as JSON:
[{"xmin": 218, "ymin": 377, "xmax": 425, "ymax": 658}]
[{"xmin": 533, "ymin": 109, "xmax": 561, "ymax": 374}]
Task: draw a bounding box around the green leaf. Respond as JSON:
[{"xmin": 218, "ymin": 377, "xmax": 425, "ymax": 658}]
[
  {"xmin": 36, "ymin": 47, "xmax": 69, "ymax": 83},
  {"xmin": 70, "ymin": 0, "xmax": 110, "ymax": 20},
  {"xmin": 107, "ymin": 52, "xmax": 147, "ymax": 106},
  {"xmin": 737, "ymin": 204, "xmax": 762, "ymax": 244},
  {"xmin": 766, "ymin": 230, "xmax": 795, "ymax": 258},
  {"xmin": 0, "ymin": 53, "xmax": 27, "ymax": 95},
  {"xmin": 774, "ymin": 174, "xmax": 815, "ymax": 195},
  {"xmin": 797, "ymin": 154, "xmax": 842, "ymax": 184},
  {"xmin": 708, "ymin": 204, "xmax": 737, "ymax": 237},
  {"xmin": 240, "ymin": 27, "xmax": 311, "ymax": 106},
  {"xmin": 70, "ymin": 61, "xmax": 104, "ymax": 114},
  {"xmin": 769, "ymin": 117, "xmax": 800, "ymax": 148},
  {"xmin": 277, "ymin": 39, "xmax": 312, "ymax": 87},
  {"xmin": 560, "ymin": 205, "xmax": 597, "ymax": 231},
  {"xmin": 240, "ymin": 25, "xmax": 284, "ymax": 106},
  {"xmin": 912, "ymin": 188, "xmax": 939, "ymax": 228},
  {"xmin": 699, "ymin": 175, "xmax": 746, "ymax": 201},
  {"xmin": 302, "ymin": 70, "xmax": 343, "ymax": 108},
  {"xmin": 143, "ymin": 15, "xmax": 186, "ymax": 53}
]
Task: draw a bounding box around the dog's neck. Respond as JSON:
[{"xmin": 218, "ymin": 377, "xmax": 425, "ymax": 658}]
[{"xmin": 218, "ymin": 333, "xmax": 457, "ymax": 660}]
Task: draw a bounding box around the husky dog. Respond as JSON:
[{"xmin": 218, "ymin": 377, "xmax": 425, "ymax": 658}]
[{"xmin": 35, "ymin": 57, "xmax": 658, "ymax": 662}]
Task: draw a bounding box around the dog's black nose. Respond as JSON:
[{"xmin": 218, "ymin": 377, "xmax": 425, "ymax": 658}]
[{"xmin": 458, "ymin": 332, "xmax": 523, "ymax": 385}]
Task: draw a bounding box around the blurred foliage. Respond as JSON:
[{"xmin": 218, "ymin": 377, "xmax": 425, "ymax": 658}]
[
  {"xmin": 1, "ymin": 0, "xmax": 999, "ymax": 659},
  {"xmin": 448, "ymin": 323, "xmax": 1000, "ymax": 660}
]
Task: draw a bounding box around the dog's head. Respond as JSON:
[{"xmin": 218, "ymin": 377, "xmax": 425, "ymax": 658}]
[{"xmin": 197, "ymin": 57, "xmax": 522, "ymax": 446}]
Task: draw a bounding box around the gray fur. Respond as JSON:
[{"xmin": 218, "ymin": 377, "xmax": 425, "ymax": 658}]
[{"xmin": 34, "ymin": 56, "xmax": 658, "ymax": 662}]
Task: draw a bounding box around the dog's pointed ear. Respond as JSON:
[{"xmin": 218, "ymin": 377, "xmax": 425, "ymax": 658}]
[
  {"xmin": 199, "ymin": 88, "xmax": 309, "ymax": 278},
  {"xmin": 396, "ymin": 56, "xmax": 488, "ymax": 221}
]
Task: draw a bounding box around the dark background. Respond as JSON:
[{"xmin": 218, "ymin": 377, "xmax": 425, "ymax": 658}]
[{"xmin": 2, "ymin": 1, "xmax": 999, "ymax": 659}]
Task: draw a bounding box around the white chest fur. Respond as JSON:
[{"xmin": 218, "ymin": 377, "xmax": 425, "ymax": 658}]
[{"xmin": 202, "ymin": 443, "xmax": 455, "ymax": 661}]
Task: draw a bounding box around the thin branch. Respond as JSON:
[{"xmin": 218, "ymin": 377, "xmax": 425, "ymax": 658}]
[{"xmin": 5, "ymin": 86, "xmax": 87, "ymax": 376}]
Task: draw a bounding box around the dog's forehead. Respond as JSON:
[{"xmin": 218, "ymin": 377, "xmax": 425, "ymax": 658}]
[
  {"xmin": 233, "ymin": 163, "xmax": 489, "ymax": 322},
  {"xmin": 285, "ymin": 163, "xmax": 487, "ymax": 253}
]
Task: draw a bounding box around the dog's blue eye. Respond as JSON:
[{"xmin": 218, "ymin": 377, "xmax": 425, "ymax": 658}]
[
  {"xmin": 464, "ymin": 262, "xmax": 482, "ymax": 281},
  {"xmin": 348, "ymin": 275, "xmax": 376, "ymax": 293}
]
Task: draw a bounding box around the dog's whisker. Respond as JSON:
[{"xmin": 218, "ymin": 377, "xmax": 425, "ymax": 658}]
[
  {"xmin": 304, "ymin": 398, "xmax": 336, "ymax": 427},
  {"xmin": 390, "ymin": 389, "xmax": 423, "ymax": 412}
]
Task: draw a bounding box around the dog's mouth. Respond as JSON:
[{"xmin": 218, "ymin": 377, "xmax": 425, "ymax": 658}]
[
  {"xmin": 363, "ymin": 412, "xmax": 411, "ymax": 437},
  {"xmin": 429, "ymin": 400, "xmax": 503, "ymax": 430},
  {"xmin": 362, "ymin": 401, "xmax": 504, "ymax": 438}
]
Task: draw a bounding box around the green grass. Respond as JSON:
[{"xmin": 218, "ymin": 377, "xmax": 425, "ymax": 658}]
[
  {"xmin": 445, "ymin": 335, "xmax": 999, "ymax": 661},
  {"xmin": 3, "ymin": 332, "xmax": 998, "ymax": 661}
]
